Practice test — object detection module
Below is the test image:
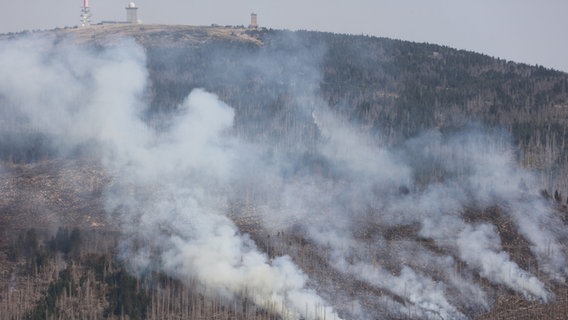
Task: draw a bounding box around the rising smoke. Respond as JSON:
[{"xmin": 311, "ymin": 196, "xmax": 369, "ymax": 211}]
[{"xmin": 0, "ymin": 32, "xmax": 566, "ymax": 320}]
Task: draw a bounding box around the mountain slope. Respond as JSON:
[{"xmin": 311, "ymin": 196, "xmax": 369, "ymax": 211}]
[{"xmin": 0, "ymin": 25, "xmax": 567, "ymax": 320}]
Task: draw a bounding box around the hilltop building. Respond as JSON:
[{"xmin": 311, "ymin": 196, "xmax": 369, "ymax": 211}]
[
  {"xmin": 92, "ymin": 2, "xmax": 142, "ymax": 26},
  {"xmin": 126, "ymin": 2, "xmax": 139, "ymax": 24},
  {"xmin": 249, "ymin": 13, "xmax": 258, "ymax": 29}
]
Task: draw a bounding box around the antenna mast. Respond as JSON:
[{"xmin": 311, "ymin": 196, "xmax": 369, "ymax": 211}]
[{"xmin": 80, "ymin": 0, "xmax": 91, "ymax": 27}]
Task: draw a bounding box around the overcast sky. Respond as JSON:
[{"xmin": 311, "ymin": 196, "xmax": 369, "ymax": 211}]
[{"xmin": 1, "ymin": 0, "xmax": 567, "ymax": 72}]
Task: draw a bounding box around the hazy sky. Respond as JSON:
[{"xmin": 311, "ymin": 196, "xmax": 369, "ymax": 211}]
[{"xmin": 1, "ymin": 0, "xmax": 567, "ymax": 72}]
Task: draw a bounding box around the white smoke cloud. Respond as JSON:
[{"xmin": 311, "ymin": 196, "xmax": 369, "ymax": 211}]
[
  {"xmin": 1, "ymin": 32, "xmax": 566, "ymax": 320},
  {"xmin": 249, "ymin": 111, "xmax": 565, "ymax": 316},
  {"xmin": 0, "ymin": 36, "xmax": 339, "ymax": 320}
]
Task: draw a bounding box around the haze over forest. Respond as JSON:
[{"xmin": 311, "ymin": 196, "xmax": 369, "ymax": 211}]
[{"xmin": 0, "ymin": 24, "xmax": 568, "ymax": 319}]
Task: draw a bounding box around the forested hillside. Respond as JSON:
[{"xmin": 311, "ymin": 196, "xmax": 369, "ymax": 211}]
[
  {"xmin": 135, "ymin": 27, "xmax": 568, "ymax": 193},
  {"xmin": 1, "ymin": 25, "xmax": 568, "ymax": 319},
  {"xmin": 3, "ymin": 25, "xmax": 568, "ymax": 191}
]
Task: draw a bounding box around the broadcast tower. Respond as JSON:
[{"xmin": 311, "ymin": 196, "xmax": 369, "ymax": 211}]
[{"xmin": 80, "ymin": 0, "xmax": 91, "ymax": 27}]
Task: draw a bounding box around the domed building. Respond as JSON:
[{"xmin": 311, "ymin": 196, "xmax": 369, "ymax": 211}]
[{"xmin": 125, "ymin": 2, "xmax": 139, "ymax": 24}]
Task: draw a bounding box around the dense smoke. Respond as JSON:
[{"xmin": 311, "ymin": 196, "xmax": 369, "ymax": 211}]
[
  {"xmin": 0, "ymin": 32, "xmax": 566, "ymax": 320},
  {"xmin": 0, "ymin": 35, "xmax": 338, "ymax": 320}
]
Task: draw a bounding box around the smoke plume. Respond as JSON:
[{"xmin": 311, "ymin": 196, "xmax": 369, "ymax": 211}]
[
  {"xmin": 0, "ymin": 35, "xmax": 338, "ymax": 320},
  {"xmin": 0, "ymin": 32, "xmax": 566, "ymax": 319}
]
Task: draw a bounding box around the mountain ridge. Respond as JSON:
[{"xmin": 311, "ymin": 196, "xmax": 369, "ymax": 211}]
[{"xmin": 3, "ymin": 24, "xmax": 566, "ymax": 75}]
